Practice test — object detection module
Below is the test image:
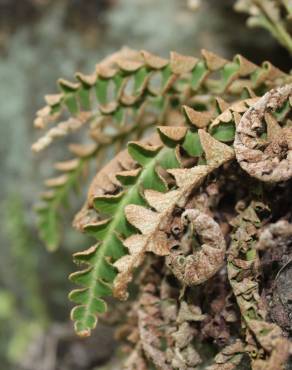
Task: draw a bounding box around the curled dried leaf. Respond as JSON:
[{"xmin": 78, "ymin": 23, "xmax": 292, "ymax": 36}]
[
  {"xmin": 234, "ymin": 84, "xmax": 292, "ymax": 182},
  {"xmin": 166, "ymin": 209, "xmax": 226, "ymax": 285}
]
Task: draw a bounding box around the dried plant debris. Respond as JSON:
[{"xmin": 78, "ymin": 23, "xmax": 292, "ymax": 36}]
[
  {"xmin": 234, "ymin": 84, "xmax": 292, "ymax": 183},
  {"xmin": 227, "ymin": 202, "xmax": 291, "ymax": 370},
  {"xmin": 33, "ymin": 48, "xmax": 292, "ymax": 368},
  {"xmin": 122, "ymin": 262, "xmax": 245, "ymax": 370},
  {"xmin": 165, "ymin": 209, "xmax": 226, "ymax": 286},
  {"xmin": 257, "ymin": 220, "xmax": 292, "ymax": 334}
]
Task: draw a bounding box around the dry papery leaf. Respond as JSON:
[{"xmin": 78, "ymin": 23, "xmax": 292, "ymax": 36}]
[
  {"xmin": 165, "ymin": 209, "xmax": 226, "ymax": 286},
  {"xmin": 32, "ymin": 114, "xmax": 91, "ymax": 152},
  {"xmin": 234, "ymin": 84, "xmax": 292, "ymax": 182}
]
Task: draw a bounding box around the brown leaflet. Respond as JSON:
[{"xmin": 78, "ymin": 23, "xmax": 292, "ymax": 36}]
[
  {"xmin": 206, "ymin": 339, "xmax": 245, "ymax": 370},
  {"xmin": 166, "ymin": 209, "xmax": 226, "ymax": 286},
  {"xmin": 68, "ymin": 142, "xmax": 98, "ymax": 158},
  {"xmin": 167, "ymin": 322, "xmax": 202, "ymax": 370},
  {"xmin": 54, "ymin": 158, "xmax": 80, "ymax": 172},
  {"xmin": 183, "ymin": 105, "xmax": 214, "ymax": 128},
  {"xmin": 44, "ymin": 174, "xmax": 68, "ymax": 187},
  {"xmin": 234, "ymin": 84, "xmax": 292, "ymax": 182},
  {"xmin": 209, "ymin": 97, "xmax": 258, "ymax": 130},
  {"xmin": 34, "ymin": 104, "xmax": 59, "ymax": 129}
]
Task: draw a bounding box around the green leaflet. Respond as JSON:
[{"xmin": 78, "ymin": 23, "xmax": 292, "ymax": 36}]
[
  {"xmin": 37, "ymin": 207, "xmax": 60, "ymax": 252},
  {"xmin": 69, "ymin": 143, "xmax": 180, "ymax": 337},
  {"xmin": 182, "ymin": 131, "xmax": 203, "ymax": 156},
  {"xmin": 53, "ymin": 60, "xmax": 176, "ymax": 127},
  {"xmin": 209, "ymin": 122, "xmax": 235, "ymax": 142},
  {"xmin": 37, "ymin": 159, "xmax": 85, "ymax": 251}
]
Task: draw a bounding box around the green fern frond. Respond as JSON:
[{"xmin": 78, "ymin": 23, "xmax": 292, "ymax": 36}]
[
  {"xmin": 33, "ymin": 49, "xmax": 289, "ymax": 146},
  {"xmin": 36, "ymin": 144, "xmax": 98, "ymax": 251},
  {"xmin": 69, "ymin": 138, "xmax": 180, "ymax": 337}
]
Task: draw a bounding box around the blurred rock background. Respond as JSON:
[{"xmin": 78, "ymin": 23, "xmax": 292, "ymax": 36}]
[{"xmin": 0, "ymin": 1, "xmax": 290, "ymax": 369}]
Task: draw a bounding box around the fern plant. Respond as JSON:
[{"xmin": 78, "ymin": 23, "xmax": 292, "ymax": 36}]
[{"xmin": 33, "ymin": 11, "xmax": 292, "ymax": 370}]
